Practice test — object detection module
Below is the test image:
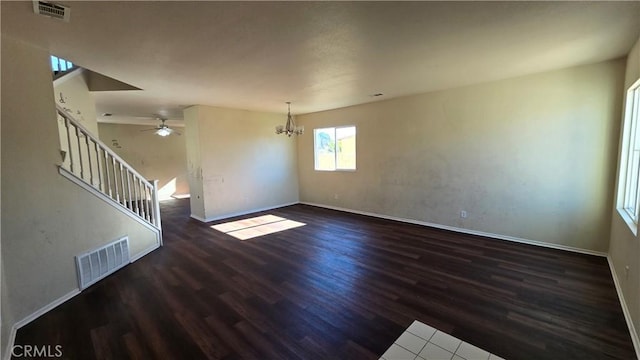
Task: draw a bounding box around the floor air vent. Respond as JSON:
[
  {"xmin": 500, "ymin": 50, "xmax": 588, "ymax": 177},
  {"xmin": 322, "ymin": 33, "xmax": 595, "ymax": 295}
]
[
  {"xmin": 76, "ymin": 237, "xmax": 130, "ymax": 290},
  {"xmin": 32, "ymin": 1, "xmax": 71, "ymax": 22}
]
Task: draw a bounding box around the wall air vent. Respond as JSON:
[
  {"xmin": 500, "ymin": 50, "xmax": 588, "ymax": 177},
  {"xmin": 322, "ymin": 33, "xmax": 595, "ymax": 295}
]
[
  {"xmin": 75, "ymin": 236, "xmax": 130, "ymax": 290},
  {"xmin": 33, "ymin": 1, "xmax": 70, "ymax": 22}
]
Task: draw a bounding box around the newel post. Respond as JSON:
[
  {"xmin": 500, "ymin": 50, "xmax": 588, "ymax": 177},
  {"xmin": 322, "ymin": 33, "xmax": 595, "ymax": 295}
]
[{"xmin": 152, "ymin": 179, "xmax": 163, "ymax": 246}]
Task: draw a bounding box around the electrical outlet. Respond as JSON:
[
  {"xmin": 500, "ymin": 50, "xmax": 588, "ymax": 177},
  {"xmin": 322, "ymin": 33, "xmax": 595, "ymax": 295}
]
[{"xmin": 460, "ymin": 210, "xmax": 467, "ymax": 218}]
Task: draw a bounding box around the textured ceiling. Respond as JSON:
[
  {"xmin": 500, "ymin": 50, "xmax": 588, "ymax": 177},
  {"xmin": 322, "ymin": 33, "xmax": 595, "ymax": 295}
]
[{"xmin": 2, "ymin": 1, "xmax": 640, "ymax": 122}]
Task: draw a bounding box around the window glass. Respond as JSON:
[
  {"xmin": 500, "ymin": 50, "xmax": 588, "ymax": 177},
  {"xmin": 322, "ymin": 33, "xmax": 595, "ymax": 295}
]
[{"xmin": 314, "ymin": 126, "xmax": 356, "ymax": 171}]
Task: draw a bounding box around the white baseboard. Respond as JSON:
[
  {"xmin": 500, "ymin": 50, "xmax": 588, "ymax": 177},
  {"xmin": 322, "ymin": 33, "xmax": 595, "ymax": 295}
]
[
  {"xmin": 3, "ymin": 236, "xmax": 161, "ymax": 360},
  {"xmin": 190, "ymin": 202, "xmax": 300, "ymax": 223},
  {"xmin": 12, "ymin": 289, "xmax": 80, "ymax": 330},
  {"xmin": 2, "ymin": 201, "xmax": 623, "ymax": 360},
  {"xmin": 4, "ymin": 325, "xmax": 17, "ymax": 360},
  {"xmin": 190, "ymin": 214, "xmax": 208, "ymax": 222},
  {"xmin": 607, "ymin": 256, "xmax": 640, "ymax": 359},
  {"xmin": 2, "ymin": 240, "xmax": 161, "ymax": 360},
  {"xmin": 4, "ymin": 288, "xmax": 80, "ymax": 360},
  {"xmin": 300, "ymin": 202, "xmax": 607, "ymax": 257},
  {"xmin": 130, "ymin": 242, "xmax": 161, "ymax": 263}
]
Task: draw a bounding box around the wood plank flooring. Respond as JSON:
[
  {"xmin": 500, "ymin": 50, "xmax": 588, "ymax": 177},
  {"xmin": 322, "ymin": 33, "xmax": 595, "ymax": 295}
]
[{"xmin": 13, "ymin": 199, "xmax": 635, "ymax": 359}]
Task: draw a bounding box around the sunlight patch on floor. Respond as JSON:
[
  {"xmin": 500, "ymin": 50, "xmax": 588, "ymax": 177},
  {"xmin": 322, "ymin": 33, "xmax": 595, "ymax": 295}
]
[
  {"xmin": 171, "ymin": 194, "xmax": 191, "ymax": 199},
  {"xmin": 211, "ymin": 214, "xmax": 305, "ymax": 240}
]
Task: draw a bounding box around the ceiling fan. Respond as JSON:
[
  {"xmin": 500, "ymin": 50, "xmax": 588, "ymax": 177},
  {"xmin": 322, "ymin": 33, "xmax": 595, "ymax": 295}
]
[
  {"xmin": 140, "ymin": 118, "xmax": 181, "ymax": 137},
  {"xmin": 99, "ymin": 111, "xmax": 183, "ymax": 136}
]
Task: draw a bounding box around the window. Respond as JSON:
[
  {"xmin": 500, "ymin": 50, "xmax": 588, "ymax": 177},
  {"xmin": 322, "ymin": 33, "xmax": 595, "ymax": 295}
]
[
  {"xmin": 50, "ymin": 55, "xmax": 73, "ymax": 72},
  {"xmin": 617, "ymin": 78, "xmax": 640, "ymax": 234},
  {"xmin": 314, "ymin": 126, "xmax": 356, "ymax": 171}
]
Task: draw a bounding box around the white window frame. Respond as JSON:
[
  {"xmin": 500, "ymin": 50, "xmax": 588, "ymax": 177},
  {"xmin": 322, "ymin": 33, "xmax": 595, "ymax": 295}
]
[
  {"xmin": 313, "ymin": 126, "xmax": 357, "ymax": 172},
  {"xmin": 617, "ymin": 78, "xmax": 640, "ymax": 235}
]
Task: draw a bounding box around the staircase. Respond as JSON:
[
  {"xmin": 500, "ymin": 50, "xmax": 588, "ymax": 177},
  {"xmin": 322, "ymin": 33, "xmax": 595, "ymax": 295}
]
[{"xmin": 56, "ymin": 104, "xmax": 163, "ymax": 243}]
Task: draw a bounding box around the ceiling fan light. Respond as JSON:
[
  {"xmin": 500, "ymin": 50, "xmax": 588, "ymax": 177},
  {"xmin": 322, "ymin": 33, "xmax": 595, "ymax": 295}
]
[{"xmin": 156, "ymin": 127, "xmax": 171, "ymax": 137}]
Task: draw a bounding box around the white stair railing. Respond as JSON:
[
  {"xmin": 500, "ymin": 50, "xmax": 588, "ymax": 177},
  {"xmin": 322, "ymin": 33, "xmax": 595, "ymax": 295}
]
[{"xmin": 56, "ymin": 104, "xmax": 162, "ymax": 233}]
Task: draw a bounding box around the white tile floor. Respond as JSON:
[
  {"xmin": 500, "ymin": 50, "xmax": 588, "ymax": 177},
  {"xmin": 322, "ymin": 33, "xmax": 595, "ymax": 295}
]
[{"xmin": 380, "ymin": 320, "xmax": 506, "ymax": 360}]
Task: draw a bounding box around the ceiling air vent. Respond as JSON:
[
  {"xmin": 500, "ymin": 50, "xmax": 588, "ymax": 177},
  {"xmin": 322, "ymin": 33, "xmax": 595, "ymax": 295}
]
[{"xmin": 32, "ymin": 1, "xmax": 70, "ymax": 22}]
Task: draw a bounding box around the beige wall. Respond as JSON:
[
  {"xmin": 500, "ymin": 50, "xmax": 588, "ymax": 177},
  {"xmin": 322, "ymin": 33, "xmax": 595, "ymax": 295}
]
[
  {"xmin": 54, "ymin": 70, "xmax": 101, "ymax": 185},
  {"xmin": 184, "ymin": 105, "xmax": 299, "ymax": 221},
  {"xmin": 53, "ymin": 70, "xmax": 99, "ymax": 136},
  {"xmin": 184, "ymin": 106, "xmax": 205, "ymax": 218},
  {"xmin": 298, "ymin": 59, "xmax": 625, "ymax": 253},
  {"xmin": 98, "ymin": 123, "xmax": 189, "ymax": 200},
  {"xmin": 1, "ymin": 35, "xmax": 159, "ymax": 359},
  {"xmin": 0, "ymin": 65, "xmax": 4, "ymax": 358},
  {"xmin": 609, "ymin": 34, "xmax": 640, "ymax": 349},
  {"xmin": 0, "ymin": 264, "xmax": 8, "ymax": 360}
]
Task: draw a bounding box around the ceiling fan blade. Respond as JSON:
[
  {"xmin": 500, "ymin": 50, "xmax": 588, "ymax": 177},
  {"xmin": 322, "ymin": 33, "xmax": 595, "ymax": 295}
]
[{"xmin": 140, "ymin": 128, "xmax": 160, "ymax": 132}]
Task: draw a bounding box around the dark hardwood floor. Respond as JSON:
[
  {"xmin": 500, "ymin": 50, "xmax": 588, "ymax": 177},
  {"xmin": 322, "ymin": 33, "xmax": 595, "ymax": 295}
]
[{"xmin": 14, "ymin": 199, "xmax": 635, "ymax": 359}]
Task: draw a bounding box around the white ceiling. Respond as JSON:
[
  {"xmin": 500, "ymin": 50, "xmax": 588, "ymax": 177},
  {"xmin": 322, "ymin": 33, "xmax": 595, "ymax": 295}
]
[{"xmin": 2, "ymin": 1, "xmax": 640, "ymax": 122}]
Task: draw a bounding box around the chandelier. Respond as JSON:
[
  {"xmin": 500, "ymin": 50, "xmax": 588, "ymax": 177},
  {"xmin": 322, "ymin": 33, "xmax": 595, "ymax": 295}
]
[{"xmin": 276, "ymin": 102, "xmax": 304, "ymax": 137}]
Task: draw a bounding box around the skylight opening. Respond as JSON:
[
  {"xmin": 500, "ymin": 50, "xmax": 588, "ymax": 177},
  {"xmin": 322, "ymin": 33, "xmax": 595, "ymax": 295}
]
[{"xmin": 211, "ymin": 214, "xmax": 306, "ymax": 240}]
